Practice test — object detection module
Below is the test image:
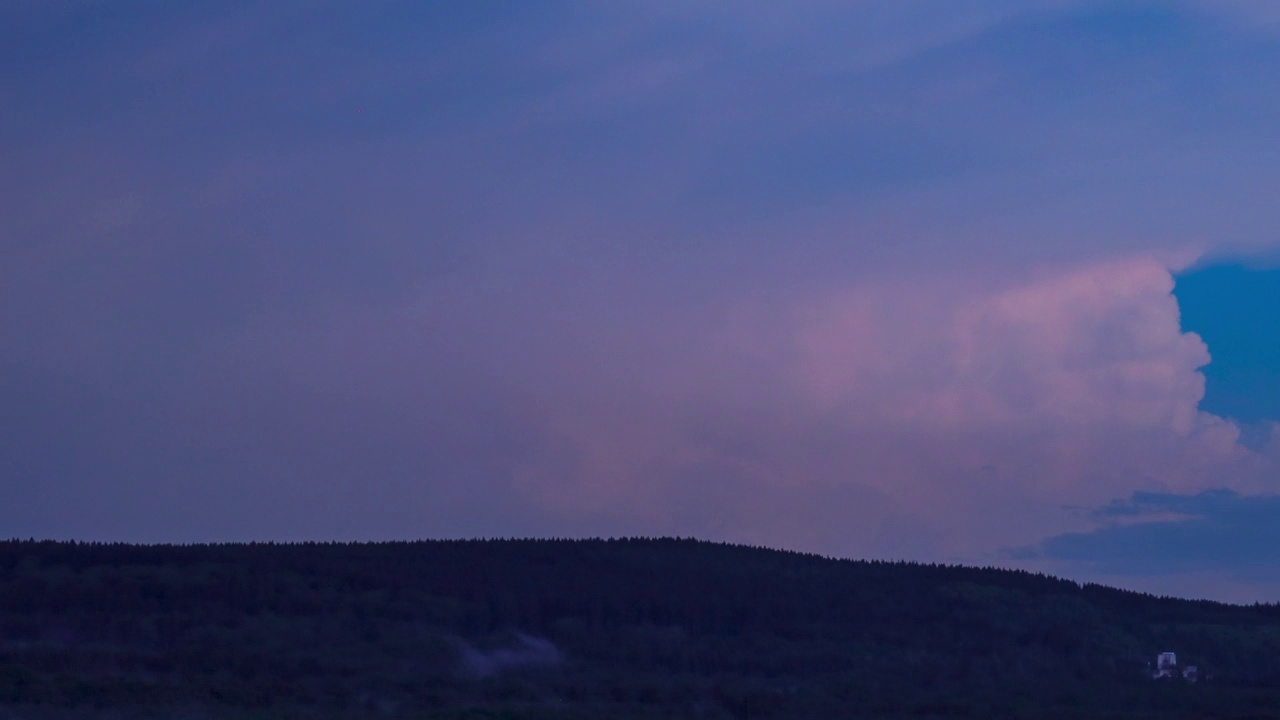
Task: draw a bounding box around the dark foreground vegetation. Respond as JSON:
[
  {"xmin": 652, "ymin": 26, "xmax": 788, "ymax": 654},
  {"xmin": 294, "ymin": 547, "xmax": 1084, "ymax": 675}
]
[{"xmin": 2, "ymin": 538, "xmax": 1280, "ymax": 719}]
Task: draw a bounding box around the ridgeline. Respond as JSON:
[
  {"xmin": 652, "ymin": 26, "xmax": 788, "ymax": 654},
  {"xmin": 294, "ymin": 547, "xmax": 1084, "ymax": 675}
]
[{"xmin": 2, "ymin": 538, "xmax": 1279, "ymax": 719}]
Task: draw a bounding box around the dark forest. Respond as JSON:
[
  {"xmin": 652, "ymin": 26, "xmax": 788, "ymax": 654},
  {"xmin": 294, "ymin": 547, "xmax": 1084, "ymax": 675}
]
[{"xmin": 2, "ymin": 538, "xmax": 1279, "ymax": 719}]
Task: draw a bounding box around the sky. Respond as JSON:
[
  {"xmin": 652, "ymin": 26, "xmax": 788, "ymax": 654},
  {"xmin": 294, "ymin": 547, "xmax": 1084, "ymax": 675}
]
[{"xmin": 3, "ymin": 0, "xmax": 1280, "ymax": 603}]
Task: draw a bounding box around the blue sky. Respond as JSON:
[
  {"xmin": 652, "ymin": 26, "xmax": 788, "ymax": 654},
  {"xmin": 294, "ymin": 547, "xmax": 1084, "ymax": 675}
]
[
  {"xmin": 1176, "ymin": 261, "xmax": 1280, "ymax": 424},
  {"xmin": 3, "ymin": 1, "xmax": 1280, "ymax": 602}
]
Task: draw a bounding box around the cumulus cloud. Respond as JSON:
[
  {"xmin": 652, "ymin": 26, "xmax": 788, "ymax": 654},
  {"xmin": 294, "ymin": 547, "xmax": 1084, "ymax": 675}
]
[
  {"xmin": 798, "ymin": 258, "xmax": 1210, "ymax": 431},
  {"xmin": 498, "ymin": 256, "xmax": 1274, "ymax": 561}
]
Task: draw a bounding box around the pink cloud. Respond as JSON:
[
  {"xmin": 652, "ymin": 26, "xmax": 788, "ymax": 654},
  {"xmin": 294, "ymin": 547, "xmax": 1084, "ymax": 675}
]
[
  {"xmin": 195, "ymin": 244, "xmax": 1277, "ymax": 570},
  {"xmin": 491, "ymin": 256, "xmax": 1275, "ymax": 560},
  {"xmin": 798, "ymin": 258, "xmax": 1210, "ymax": 432}
]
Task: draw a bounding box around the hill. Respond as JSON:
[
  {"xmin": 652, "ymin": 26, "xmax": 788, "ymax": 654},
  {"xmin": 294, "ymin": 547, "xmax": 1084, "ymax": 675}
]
[{"xmin": 2, "ymin": 538, "xmax": 1279, "ymax": 719}]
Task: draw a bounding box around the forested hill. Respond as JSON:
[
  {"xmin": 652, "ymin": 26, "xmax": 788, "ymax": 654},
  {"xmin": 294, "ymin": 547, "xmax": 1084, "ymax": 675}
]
[{"xmin": 3, "ymin": 538, "xmax": 1280, "ymax": 719}]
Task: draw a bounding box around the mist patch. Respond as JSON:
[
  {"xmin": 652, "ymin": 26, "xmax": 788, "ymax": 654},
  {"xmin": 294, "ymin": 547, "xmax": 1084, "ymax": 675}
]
[{"xmin": 455, "ymin": 631, "xmax": 563, "ymax": 679}]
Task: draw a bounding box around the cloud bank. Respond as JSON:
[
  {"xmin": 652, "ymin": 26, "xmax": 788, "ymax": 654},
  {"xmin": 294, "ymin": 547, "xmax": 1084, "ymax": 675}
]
[
  {"xmin": 3, "ymin": 2, "xmax": 1280, "ymax": 600},
  {"xmin": 1020, "ymin": 485, "xmax": 1280, "ymax": 601},
  {"xmin": 490, "ymin": 256, "xmax": 1273, "ymax": 561}
]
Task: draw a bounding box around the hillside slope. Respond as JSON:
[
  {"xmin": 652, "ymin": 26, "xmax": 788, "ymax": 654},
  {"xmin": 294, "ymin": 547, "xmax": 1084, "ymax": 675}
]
[{"xmin": 2, "ymin": 538, "xmax": 1279, "ymax": 719}]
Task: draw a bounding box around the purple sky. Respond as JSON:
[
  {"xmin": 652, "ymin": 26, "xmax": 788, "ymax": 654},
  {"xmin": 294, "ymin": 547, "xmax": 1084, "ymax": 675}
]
[{"xmin": 4, "ymin": 1, "xmax": 1280, "ymax": 602}]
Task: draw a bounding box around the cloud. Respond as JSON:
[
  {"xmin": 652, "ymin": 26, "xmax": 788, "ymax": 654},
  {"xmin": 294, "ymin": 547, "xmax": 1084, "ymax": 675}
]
[
  {"xmin": 1021, "ymin": 485, "xmax": 1280, "ymax": 581},
  {"xmin": 13, "ymin": 231, "xmax": 1267, "ymax": 565},
  {"xmin": 797, "ymin": 258, "xmax": 1209, "ymax": 431},
  {"xmin": 5, "ymin": 1, "xmax": 1280, "ymax": 602},
  {"xmin": 495, "ymin": 256, "xmax": 1274, "ymax": 561}
]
